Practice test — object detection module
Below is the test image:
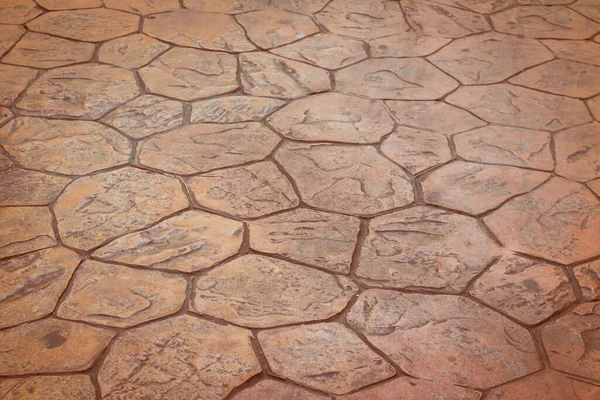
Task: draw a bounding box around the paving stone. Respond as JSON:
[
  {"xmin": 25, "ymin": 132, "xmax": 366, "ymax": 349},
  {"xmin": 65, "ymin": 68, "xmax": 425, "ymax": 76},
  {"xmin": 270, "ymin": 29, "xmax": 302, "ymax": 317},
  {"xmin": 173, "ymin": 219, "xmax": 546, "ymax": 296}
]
[
  {"xmin": 139, "ymin": 123, "xmax": 279, "ymax": 175},
  {"xmin": 54, "ymin": 167, "xmax": 188, "ymax": 250},
  {"xmin": 590, "ymin": 95, "xmax": 600, "ymax": 120},
  {"xmin": 144, "ymin": 10, "xmax": 254, "ymax": 52},
  {"xmin": 275, "ymin": 142, "xmax": 414, "ymax": 215},
  {"xmin": 0, "ymin": 117, "xmax": 131, "ymax": 175},
  {"xmin": 0, "ymin": 24, "xmax": 25, "ymax": 57},
  {"xmin": 0, "ymin": 64, "xmax": 36, "ymax": 106},
  {"xmin": 0, "ymin": 169, "xmax": 71, "ymax": 206},
  {"xmin": 518, "ymin": 0, "xmax": 573, "ymax": 3},
  {"xmin": 232, "ymin": 379, "xmax": 328, "ymax": 400},
  {"xmin": 543, "ymin": 39, "xmax": 600, "ymax": 66},
  {"xmin": 574, "ymin": 260, "xmax": 600, "ymax": 301},
  {"xmin": 0, "ymin": 0, "xmax": 41, "ymax": 23},
  {"xmin": 104, "ymin": 0, "xmax": 180, "ymax": 14},
  {"xmin": 0, "ymin": 153, "xmax": 11, "ymax": 170},
  {"xmin": 368, "ymin": 33, "xmax": 451, "ymax": 58},
  {"xmin": 26, "ymin": 9, "xmax": 139, "ymax": 42},
  {"xmin": 429, "ymin": 0, "xmax": 515, "ymax": 13},
  {"xmin": 268, "ymin": 92, "xmax": 394, "ymax": 143},
  {"xmin": 183, "ymin": 0, "xmax": 269, "ymax": 13},
  {"xmin": 554, "ymin": 122, "xmax": 600, "ymax": 182},
  {"xmin": 588, "ymin": 178, "xmax": 600, "ymax": 196},
  {"xmin": 249, "ymin": 208, "xmax": 360, "ymax": 273},
  {"xmin": 0, "ymin": 318, "xmax": 115, "ymax": 375},
  {"xmin": 98, "ymin": 315, "xmax": 261, "ymax": 400},
  {"xmin": 484, "ymin": 177, "xmax": 600, "ymax": 264},
  {"xmin": 272, "ymin": 0, "xmax": 329, "ymax": 14},
  {"xmin": 240, "ymin": 52, "xmax": 332, "ymax": 98},
  {"xmin": 336, "ymin": 58, "xmax": 458, "ymax": 100},
  {"xmin": 188, "ymin": 161, "xmax": 298, "ymax": 218},
  {"xmin": 258, "ymin": 322, "xmax": 395, "ymax": 395},
  {"xmin": 347, "ymin": 290, "xmax": 542, "ymax": 388},
  {"xmin": 18, "ymin": 64, "xmax": 139, "ymax": 119},
  {"xmin": 0, "ymin": 206, "xmax": 56, "ymax": 260},
  {"xmin": 3, "ymin": 32, "xmax": 94, "ymax": 68},
  {"xmin": 0, "ymin": 108, "xmax": 12, "ymax": 126},
  {"xmin": 356, "ymin": 205, "xmax": 500, "ymax": 293},
  {"xmin": 139, "ymin": 48, "xmax": 238, "ymax": 101},
  {"xmin": 98, "ymin": 33, "xmax": 170, "ymax": 69},
  {"xmin": 446, "ymin": 84, "xmax": 592, "ymax": 131},
  {"xmin": 571, "ymin": 0, "xmax": 600, "ymax": 23},
  {"xmin": 0, "ymin": 375, "xmax": 96, "ymax": 400},
  {"xmin": 191, "ymin": 96, "xmax": 285, "ymax": 123},
  {"xmin": 36, "ymin": 0, "xmax": 102, "ymax": 9}
]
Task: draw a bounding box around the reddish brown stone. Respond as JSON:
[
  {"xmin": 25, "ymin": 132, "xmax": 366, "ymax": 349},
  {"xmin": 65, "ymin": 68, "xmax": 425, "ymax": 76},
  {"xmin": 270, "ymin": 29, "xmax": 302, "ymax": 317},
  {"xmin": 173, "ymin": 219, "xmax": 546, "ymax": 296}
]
[
  {"xmin": 554, "ymin": 122, "xmax": 600, "ymax": 182},
  {"xmin": 98, "ymin": 34, "xmax": 170, "ymax": 69},
  {"xmin": 3, "ymin": 32, "xmax": 94, "ymax": 68},
  {"xmin": 183, "ymin": 0, "xmax": 269, "ymax": 13},
  {"xmin": 590, "ymin": 95, "xmax": 600, "ymax": 120},
  {"xmin": 574, "ymin": 260, "xmax": 600, "ymax": 301},
  {"xmin": 430, "ymin": 0, "xmax": 514, "ymax": 13},
  {"xmin": 0, "ymin": 169, "xmax": 71, "ymax": 206},
  {"xmin": 589, "ymin": 178, "xmax": 600, "ymax": 196},
  {"xmin": 338, "ymin": 377, "xmax": 482, "ymax": 400},
  {"xmin": 0, "ymin": 0, "xmax": 41, "ymax": 24},
  {"xmin": 104, "ymin": 0, "xmax": 179, "ymax": 14},
  {"xmin": 0, "ymin": 107, "xmax": 12, "ymax": 126},
  {"xmin": 571, "ymin": 0, "xmax": 600, "ymax": 23},
  {"xmin": 36, "ymin": 0, "xmax": 102, "ymax": 9},
  {"xmin": 369, "ymin": 33, "xmax": 451, "ymax": 58},
  {"xmin": 232, "ymin": 379, "xmax": 328, "ymax": 400},
  {"xmin": 0, "ymin": 375, "xmax": 96, "ymax": 400},
  {"xmin": 0, "ymin": 206, "xmax": 56, "ymax": 260},
  {"xmin": 0, "ymin": 25, "xmax": 25, "ymax": 57},
  {"xmin": 191, "ymin": 96, "xmax": 285, "ymax": 123},
  {"xmin": 0, "ymin": 64, "xmax": 36, "ymax": 106},
  {"xmin": 0, "ymin": 153, "xmax": 11, "ymax": 171},
  {"xmin": 543, "ymin": 39, "xmax": 600, "ymax": 66},
  {"xmin": 273, "ymin": 0, "xmax": 330, "ymax": 14}
]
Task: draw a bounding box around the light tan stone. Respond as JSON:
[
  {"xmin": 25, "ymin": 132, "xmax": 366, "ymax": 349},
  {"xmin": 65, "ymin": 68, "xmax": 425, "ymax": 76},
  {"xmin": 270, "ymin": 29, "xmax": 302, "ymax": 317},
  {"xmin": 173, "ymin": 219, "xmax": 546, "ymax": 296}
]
[
  {"xmin": 3, "ymin": 32, "xmax": 94, "ymax": 68},
  {"xmin": 574, "ymin": 260, "xmax": 600, "ymax": 301},
  {"xmin": 191, "ymin": 96, "xmax": 285, "ymax": 123},
  {"xmin": 554, "ymin": 122, "xmax": 600, "ymax": 182},
  {"xmin": 104, "ymin": 0, "xmax": 179, "ymax": 14},
  {"xmin": 0, "ymin": 375, "xmax": 96, "ymax": 400},
  {"xmin": 183, "ymin": 0, "xmax": 269, "ymax": 13},
  {"xmin": 429, "ymin": 0, "xmax": 515, "ymax": 13},
  {"xmin": 0, "ymin": 64, "xmax": 36, "ymax": 106},
  {"xmin": 238, "ymin": 8, "xmax": 318, "ymax": 49},
  {"xmin": 0, "ymin": 0, "xmax": 41, "ymax": 24},
  {"xmin": 232, "ymin": 379, "xmax": 328, "ymax": 400},
  {"xmin": 588, "ymin": 178, "xmax": 600, "ymax": 196},
  {"xmin": 369, "ymin": 33, "xmax": 451, "ymax": 58},
  {"xmin": 0, "ymin": 169, "xmax": 71, "ymax": 206},
  {"xmin": 98, "ymin": 33, "xmax": 170, "ymax": 69},
  {"xmin": 338, "ymin": 377, "xmax": 482, "ymax": 400},
  {"xmin": 544, "ymin": 39, "xmax": 600, "ymax": 66},
  {"xmin": 571, "ymin": 0, "xmax": 600, "ymax": 23},
  {"xmin": 273, "ymin": 0, "xmax": 329, "ymax": 14},
  {"xmin": 36, "ymin": 0, "xmax": 102, "ymax": 9},
  {"xmin": 0, "ymin": 207, "xmax": 56, "ymax": 260},
  {"xmin": 381, "ymin": 127, "xmax": 452, "ymax": 173},
  {"xmin": 0, "ymin": 25, "xmax": 26, "ymax": 57}
]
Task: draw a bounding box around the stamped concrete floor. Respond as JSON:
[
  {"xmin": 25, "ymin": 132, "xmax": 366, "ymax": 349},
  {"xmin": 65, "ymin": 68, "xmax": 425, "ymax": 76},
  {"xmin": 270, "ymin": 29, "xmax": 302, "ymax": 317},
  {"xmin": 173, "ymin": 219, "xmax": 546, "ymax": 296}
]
[{"xmin": 1, "ymin": 0, "xmax": 600, "ymax": 399}]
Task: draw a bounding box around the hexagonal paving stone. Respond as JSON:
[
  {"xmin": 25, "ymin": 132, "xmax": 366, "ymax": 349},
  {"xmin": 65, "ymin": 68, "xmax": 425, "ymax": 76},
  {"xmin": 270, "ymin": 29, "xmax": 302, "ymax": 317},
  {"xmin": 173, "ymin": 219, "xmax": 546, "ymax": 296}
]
[
  {"xmin": 0, "ymin": 169, "xmax": 71, "ymax": 206},
  {"xmin": 191, "ymin": 96, "xmax": 286, "ymax": 123},
  {"xmin": 543, "ymin": 39, "xmax": 600, "ymax": 66},
  {"xmin": 0, "ymin": 25, "xmax": 25, "ymax": 57},
  {"xmin": 104, "ymin": 0, "xmax": 179, "ymax": 14},
  {"xmin": 183, "ymin": 0, "xmax": 269, "ymax": 13},
  {"xmin": 231, "ymin": 379, "xmax": 328, "ymax": 400},
  {"xmin": 0, "ymin": 117, "xmax": 131, "ymax": 175},
  {"xmin": 3, "ymin": 32, "xmax": 94, "ymax": 68},
  {"xmin": 0, "ymin": 64, "xmax": 36, "ymax": 106},
  {"xmin": 0, "ymin": 375, "xmax": 96, "ymax": 400},
  {"xmin": 98, "ymin": 315, "xmax": 261, "ymax": 400},
  {"xmin": 275, "ymin": 142, "xmax": 414, "ymax": 215},
  {"xmin": 0, "ymin": 207, "xmax": 56, "ymax": 259},
  {"xmin": 139, "ymin": 48, "xmax": 238, "ymax": 101},
  {"xmin": 35, "ymin": 0, "xmax": 102, "ymax": 9},
  {"xmin": 268, "ymin": 92, "xmax": 394, "ymax": 143},
  {"xmin": 484, "ymin": 177, "xmax": 600, "ymax": 264},
  {"xmin": 336, "ymin": 58, "xmax": 458, "ymax": 100},
  {"xmin": 54, "ymin": 167, "xmax": 188, "ymax": 250},
  {"xmin": 138, "ymin": 123, "xmax": 279, "ymax": 175},
  {"xmin": 554, "ymin": 122, "xmax": 600, "ymax": 182},
  {"xmin": 0, "ymin": 0, "xmax": 41, "ymax": 24},
  {"xmin": 258, "ymin": 322, "xmax": 395, "ymax": 395},
  {"xmin": 98, "ymin": 33, "xmax": 170, "ymax": 69},
  {"xmin": 347, "ymin": 290, "xmax": 542, "ymax": 388},
  {"xmin": 571, "ymin": 0, "xmax": 600, "ymax": 23},
  {"xmin": 574, "ymin": 260, "xmax": 600, "ymax": 301},
  {"xmin": 273, "ymin": 0, "xmax": 329, "ymax": 14},
  {"xmin": 368, "ymin": 32, "xmax": 451, "ymax": 58},
  {"xmin": 356, "ymin": 205, "xmax": 500, "ymax": 293}
]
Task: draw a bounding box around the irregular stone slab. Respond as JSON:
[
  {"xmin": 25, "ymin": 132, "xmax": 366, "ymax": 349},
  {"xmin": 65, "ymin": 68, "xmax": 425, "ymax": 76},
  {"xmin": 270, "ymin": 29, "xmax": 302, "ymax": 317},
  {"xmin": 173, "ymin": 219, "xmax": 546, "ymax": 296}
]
[
  {"xmin": 249, "ymin": 208, "xmax": 360, "ymax": 273},
  {"xmin": 232, "ymin": 379, "xmax": 328, "ymax": 400},
  {"xmin": 336, "ymin": 58, "xmax": 458, "ymax": 100},
  {"xmin": 0, "ymin": 25, "xmax": 25, "ymax": 57},
  {"xmin": 347, "ymin": 291, "xmax": 542, "ymax": 388},
  {"xmin": 104, "ymin": 0, "xmax": 179, "ymax": 14},
  {"xmin": 356, "ymin": 205, "xmax": 499, "ymax": 293},
  {"xmin": 275, "ymin": 142, "xmax": 414, "ymax": 215},
  {"xmin": 0, "ymin": 64, "xmax": 36, "ymax": 106},
  {"xmin": 574, "ymin": 260, "xmax": 600, "ymax": 301},
  {"xmin": 381, "ymin": 127, "xmax": 452, "ymax": 173},
  {"xmin": 191, "ymin": 96, "xmax": 285, "ymax": 123},
  {"xmin": 98, "ymin": 33, "xmax": 170, "ymax": 69},
  {"xmin": 368, "ymin": 32, "xmax": 451, "ymax": 58},
  {"xmin": 0, "ymin": 375, "xmax": 96, "ymax": 400},
  {"xmin": 0, "ymin": 117, "xmax": 131, "ymax": 175},
  {"xmin": 0, "ymin": 0, "xmax": 41, "ymax": 23},
  {"xmin": 240, "ymin": 52, "xmax": 331, "ymax": 98},
  {"xmin": 554, "ymin": 122, "xmax": 600, "ymax": 182},
  {"xmin": 26, "ymin": 9, "xmax": 139, "ymax": 42},
  {"xmin": 144, "ymin": 10, "xmax": 254, "ymax": 52},
  {"xmin": 590, "ymin": 95, "xmax": 600, "ymax": 120},
  {"xmin": 0, "ymin": 169, "xmax": 71, "ymax": 206},
  {"xmin": 446, "ymin": 84, "xmax": 592, "ymax": 131},
  {"xmin": 455, "ymin": 125, "xmax": 553, "ymax": 170},
  {"xmin": 18, "ymin": 64, "xmax": 139, "ymax": 119},
  {"xmin": 273, "ymin": 0, "xmax": 330, "ymax": 14},
  {"xmin": 3, "ymin": 32, "xmax": 94, "ymax": 68},
  {"xmin": 268, "ymin": 93, "xmax": 393, "ymax": 143},
  {"xmin": 430, "ymin": 0, "xmax": 515, "ymax": 13},
  {"xmin": 0, "ymin": 207, "xmax": 56, "ymax": 260},
  {"xmin": 0, "ymin": 108, "xmax": 12, "ymax": 126},
  {"xmin": 102, "ymin": 95, "xmax": 183, "ymax": 139},
  {"xmin": 94, "ymin": 210, "xmax": 243, "ymax": 273},
  {"xmin": 140, "ymin": 48, "xmax": 238, "ymax": 101},
  {"xmin": 338, "ymin": 377, "xmax": 482, "ymax": 400},
  {"xmin": 258, "ymin": 323, "xmax": 395, "ymax": 395},
  {"xmin": 0, "ymin": 318, "xmax": 115, "ymax": 375},
  {"xmin": 54, "ymin": 167, "xmax": 188, "ymax": 250},
  {"xmin": 571, "ymin": 0, "xmax": 600, "ymax": 23},
  {"xmin": 0, "ymin": 153, "xmax": 11, "ymax": 170},
  {"xmin": 589, "ymin": 178, "xmax": 600, "ymax": 196},
  {"xmin": 139, "ymin": 123, "xmax": 279, "ymax": 174},
  {"xmin": 484, "ymin": 177, "xmax": 600, "ymax": 264},
  {"xmin": 183, "ymin": 0, "xmax": 269, "ymax": 13},
  {"xmin": 98, "ymin": 315, "xmax": 261, "ymax": 400},
  {"xmin": 36, "ymin": 0, "xmax": 102, "ymax": 9},
  {"xmin": 543, "ymin": 39, "xmax": 600, "ymax": 66}
]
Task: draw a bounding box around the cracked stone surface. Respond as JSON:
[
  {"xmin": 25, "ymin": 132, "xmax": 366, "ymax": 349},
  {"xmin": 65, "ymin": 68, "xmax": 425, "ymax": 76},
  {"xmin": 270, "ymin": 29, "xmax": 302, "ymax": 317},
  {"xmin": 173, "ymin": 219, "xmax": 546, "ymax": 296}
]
[
  {"xmin": 98, "ymin": 33, "xmax": 170, "ymax": 69},
  {"xmin": 36, "ymin": 0, "xmax": 102, "ymax": 9},
  {"xmin": 103, "ymin": 0, "xmax": 180, "ymax": 14},
  {"xmin": 0, "ymin": 169, "xmax": 71, "ymax": 206},
  {"xmin": 273, "ymin": 0, "xmax": 329, "ymax": 14},
  {"xmin": 0, "ymin": 25, "xmax": 25, "ymax": 57},
  {"xmin": 543, "ymin": 39, "xmax": 600, "ymax": 66},
  {"xmin": 0, "ymin": 206, "xmax": 55, "ymax": 259},
  {"xmin": 368, "ymin": 32, "xmax": 451, "ymax": 58},
  {"xmin": 574, "ymin": 260, "xmax": 600, "ymax": 301},
  {"xmin": 3, "ymin": 32, "xmax": 94, "ymax": 68},
  {"xmin": 0, "ymin": 64, "xmax": 36, "ymax": 106},
  {"xmin": 0, "ymin": 375, "xmax": 96, "ymax": 400},
  {"xmin": 183, "ymin": 0, "xmax": 269, "ymax": 13},
  {"xmin": 232, "ymin": 379, "xmax": 329, "ymax": 400},
  {"xmin": 338, "ymin": 377, "xmax": 482, "ymax": 400},
  {"xmin": 191, "ymin": 96, "xmax": 285, "ymax": 123},
  {"xmin": 0, "ymin": 0, "xmax": 41, "ymax": 24},
  {"xmin": 554, "ymin": 122, "xmax": 600, "ymax": 182}
]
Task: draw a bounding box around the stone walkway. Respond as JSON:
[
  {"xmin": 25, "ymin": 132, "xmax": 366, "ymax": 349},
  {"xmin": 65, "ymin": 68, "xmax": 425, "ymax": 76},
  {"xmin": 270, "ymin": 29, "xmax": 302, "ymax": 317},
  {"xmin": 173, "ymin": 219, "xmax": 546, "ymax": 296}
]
[{"xmin": 1, "ymin": 0, "xmax": 600, "ymax": 399}]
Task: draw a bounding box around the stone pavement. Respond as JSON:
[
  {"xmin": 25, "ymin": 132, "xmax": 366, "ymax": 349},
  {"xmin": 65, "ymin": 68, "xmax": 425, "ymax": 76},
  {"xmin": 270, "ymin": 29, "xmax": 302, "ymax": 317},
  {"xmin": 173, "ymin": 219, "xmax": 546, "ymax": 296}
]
[{"xmin": 0, "ymin": 0, "xmax": 599, "ymax": 398}]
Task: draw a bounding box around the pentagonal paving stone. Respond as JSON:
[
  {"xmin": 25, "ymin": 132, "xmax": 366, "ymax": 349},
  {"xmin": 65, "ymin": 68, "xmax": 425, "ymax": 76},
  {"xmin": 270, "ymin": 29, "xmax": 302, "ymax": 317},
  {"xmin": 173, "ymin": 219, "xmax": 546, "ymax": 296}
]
[
  {"xmin": 368, "ymin": 32, "xmax": 451, "ymax": 58},
  {"xmin": 454, "ymin": 125, "xmax": 553, "ymax": 170},
  {"xmin": 273, "ymin": 0, "xmax": 330, "ymax": 14},
  {"xmin": 258, "ymin": 322, "xmax": 395, "ymax": 395},
  {"xmin": 275, "ymin": 142, "xmax": 414, "ymax": 215},
  {"xmin": 191, "ymin": 96, "xmax": 286, "ymax": 123},
  {"xmin": 428, "ymin": 32, "xmax": 553, "ymax": 85},
  {"xmin": 143, "ymin": 10, "xmax": 254, "ymax": 52},
  {"xmin": 555, "ymin": 122, "xmax": 600, "ymax": 182},
  {"xmin": 0, "ymin": 206, "xmax": 56, "ymax": 259},
  {"xmin": 139, "ymin": 48, "xmax": 238, "ymax": 101},
  {"xmin": 57, "ymin": 261, "xmax": 187, "ymax": 328},
  {"xmin": 0, "ymin": 25, "xmax": 25, "ymax": 57},
  {"xmin": 446, "ymin": 84, "xmax": 592, "ymax": 131},
  {"xmin": 0, "ymin": 375, "xmax": 96, "ymax": 400},
  {"xmin": 249, "ymin": 208, "xmax": 360, "ymax": 273},
  {"xmin": 35, "ymin": 0, "xmax": 103, "ymax": 9},
  {"xmin": 574, "ymin": 260, "xmax": 600, "ymax": 301},
  {"xmin": 543, "ymin": 39, "xmax": 600, "ymax": 66},
  {"xmin": 138, "ymin": 123, "xmax": 279, "ymax": 175},
  {"xmin": 0, "ymin": 0, "xmax": 41, "ymax": 24},
  {"xmin": 17, "ymin": 64, "xmax": 139, "ymax": 119},
  {"xmin": 26, "ymin": 9, "xmax": 139, "ymax": 42},
  {"xmin": 97, "ymin": 315, "xmax": 261, "ymax": 400},
  {"xmin": 101, "ymin": 95, "xmax": 183, "ymax": 139},
  {"xmin": 484, "ymin": 177, "xmax": 600, "ymax": 264},
  {"xmin": 0, "ymin": 117, "xmax": 131, "ymax": 175},
  {"xmin": 422, "ymin": 161, "xmax": 550, "ymax": 215},
  {"xmin": 347, "ymin": 290, "xmax": 542, "ymax": 388},
  {"xmin": 338, "ymin": 377, "xmax": 482, "ymax": 400},
  {"xmin": 188, "ymin": 161, "xmax": 298, "ymax": 218},
  {"xmin": 104, "ymin": 0, "xmax": 180, "ymax": 14},
  {"xmin": 356, "ymin": 205, "xmax": 500, "ymax": 293},
  {"xmin": 240, "ymin": 52, "xmax": 331, "ymax": 98},
  {"xmin": 183, "ymin": 0, "xmax": 269, "ymax": 13},
  {"xmin": 336, "ymin": 58, "xmax": 458, "ymax": 100},
  {"xmin": 0, "ymin": 169, "xmax": 71, "ymax": 206},
  {"xmin": 54, "ymin": 167, "xmax": 189, "ymax": 250},
  {"xmin": 98, "ymin": 33, "xmax": 170, "ymax": 69},
  {"xmin": 192, "ymin": 254, "xmax": 358, "ymax": 327},
  {"xmin": 267, "ymin": 92, "xmax": 394, "ymax": 143},
  {"xmin": 571, "ymin": 0, "xmax": 600, "ymax": 23},
  {"xmin": 428, "ymin": 0, "xmax": 515, "ymax": 13},
  {"xmin": 93, "ymin": 210, "xmax": 243, "ymax": 273},
  {"xmin": 0, "ymin": 318, "xmax": 115, "ymax": 375},
  {"xmin": 232, "ymin": 379, "xmax": 328, "ymax": 400},
  {"xmin": 3, "ymin": 32, "xmax": 94, "ymax": 68},
  {"xmin": 0, "ymin": 64, "xmax": 36, "ymax": 106}
]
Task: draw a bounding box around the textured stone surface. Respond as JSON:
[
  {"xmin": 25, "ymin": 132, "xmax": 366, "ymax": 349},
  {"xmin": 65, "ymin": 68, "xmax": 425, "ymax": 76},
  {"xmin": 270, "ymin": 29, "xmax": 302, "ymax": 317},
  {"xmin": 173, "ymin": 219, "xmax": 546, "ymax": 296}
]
[
  {"xmin": 36, "ymin": 0, "xmax": 102, "ymax": 9},
  {"xmin": 0, "ymin": 64, "xmax": 36, "ymax": 106},
  {"xmin": 238, "ymin": 8, "xmax": 318, "ymax": 49},
  {"xmin": 338, "ymin": 377, "xmax": 482, "ymax": 400},
  {"xmin": 0, "ymin": 25, "xmax": 25, "ymax": 58},
  {"xmin": 0, "ymin": 375, "xmax": 96, "ymax": 400},
  {"xmin": 0, "ymin": 169, "xmax": 71, "ymax": 206},
  {"xmin": 3, "ymin": 32, "xmax": 94, "ymax": 68},
  {"xmin": 191, "ymin": 96, "xmax": 285, "ymax": 123},
  {"xmin": 273, "ymin": 0, "xmax": 329, "ymax": 14},
  {"xmin": 574, "ymin": 260, "xmax": 600, "ymax": 301},
  {"xmin": 0, "ymin": 0, "xmax": 41, "ymax": 24},
  {"xmin": 571, "ymin": 0, "xmax": 600, "ymax": 23},
  {"xmin": 0, "ymin": 153, "xmax": 11, "ymax": 170},
  {"xmin": 544, "ymin": 39, "xmax": 600, "ymax": 66},
  {"xmin": 590, "ymin": 95, "xmax": 600, "ymax": 120},
  {"xmin": 0, "ymin": 107, "xmax": 12, "ymax": 126},
  {"xmin": 369, "ymin": 32, "xmax": 451, "ymax": 58},
  {"xmin": 432, "ymin": 0, "xmax": 515, "ymax": 13},
  {"xmin": 554, "ymin": 122, "xmax": 600, "ymax": 182},
  {"xmin": 104, "ymin": 0, "xmax": 179, "ymax": 14},
  {"xmin": 0, "ymin": 207, "xmax": 56, "ymax": 259},
  {"xmin": 98, "ymin": 33, "xmax": 170, "ymax": 69},
  {"xmin": 589, "ymin": 178, "xmax": 600, "ymax": 196},
  {"xmin": 183, "ymin": 0, "xmax": 269, "ymax": 13},
  {"xmin": 232, "ymin": 379, "xmax": 328, "ymax": 400}
]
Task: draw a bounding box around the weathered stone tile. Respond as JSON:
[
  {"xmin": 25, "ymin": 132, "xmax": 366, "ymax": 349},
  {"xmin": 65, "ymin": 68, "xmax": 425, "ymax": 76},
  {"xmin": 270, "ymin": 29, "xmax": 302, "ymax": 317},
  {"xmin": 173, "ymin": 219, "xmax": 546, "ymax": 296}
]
[
  {"xmin": 191, "ymin": 96, "xmax": 285, "ymax": 123},
  {"xmin": 54, "ymin": 167, "xmax": 188, "ymax": 250},
  {"xmin": 249, "ymin": 208, "xmax": 360, "ymax": 273},
  {"xmin": 368, "ymin": 33, "xmax": 451, "ymax": 58},
  {"xmin": 589, "ymin": 178, "xmax": 600, "ymax": 196},
  {"xmin": 272, "ymin": 0, "xmax": 329, "ymax": 14},
  {"xmin": 258, "ymin": 323, "xmax": 395, "ymax": 395},
  {"xmin": 0, "ymin": 169, "xmax": 71, "ymax": 206},
  {"xmin": 139, "ymin": 123, "xmax": 279, "ymax": 175},
  {"xmin": 188, "ymin": 161, "xmax": 298, "ymax": 218},
  {"xmin": 555, "ymin": 122, "xmax": 600, "ymax": 182},
  {"xmin": 99, "ymin": 34, "xmax": 170, "ymax": 69},
  {"xmin": 3, "ymin": 32, "xmax": 94, "ymax": 68},
  {"xmin": 571, "ymin": 0, "xmax": 600, "ymax": 23},
  {"xmin": 574, "ymin": 260, "xmax": 600, "ymax": 301},
  {"xmin": 268, "ymin": 92, "xmax": 394, "ymax": 143},
  {"xmin": 0, "ymin": 64, "xmax": 36, "ymax": 106},
  {"xmin": 275, "ymin": 142, "xmax": 414, "ymax": 215},
  {"xmin": 232, "ymin": 379, "xmax": 328, "ymax": 400},
  {"xmin": 240, "ymin": 52, "xmax": 332, "ymax": 98},
  {"xmin": 336, "ymin": 58, "xmax": 458, "ymax": 100},
  {"xmin": 183, "ymin": 0, "xmax": 269, "ymax": 13},
  {"xmin": 0, "ymin": 0, "xmax": 41, "ymax": 24},
  {"xmin": 0, "ymin": 25, "xmax": 26, "ymax": 57},
  {"xmin": 429, "ymin": 0, "xmax": 515, "ymax": 13},
  {"xmin": 347, "ymin": 290, "xmax": 542, "ymax": 388},
  {"xmin": 140, "ymin": 48, "xmax": 238, "ymax": 101},
  {"xmin": 0, "ymin": 318, "xmax": 115, "ymax": 375},
  {"xmin": 356, "ymin": 206, "xmax": 500, "ymax": 293},
  {"xmin": 98, "ymin": 315, "xmax": 261, "ymax": 400},
  {"xmin": 0, "ymin": 375, "xmax": 96, "ymax": 400},
  {"xmin": 590, "ymin": 95, "xmax": 600, "ymax": 120},
  {"xmin": 0, "ymin": 153, "xmax": 11, "ymax": 170},
  {"xmin": 0, "ymin": 108, "xmax": 12, "ymax": 126},
  {"xmin": 0, "ymin": 206, "xmax": 56, "ymax": 259},
  {"xmin": 543, "ymin": 40, "xmax": 600, "ymax": 66},
  {"xmin": 484, "ymin": 177, "xmax": 600, "ymax": 264},
  {"xmin": 36, "ymin": 0, "xmax": 102, "ymax": 9},
  {"xmin": 104, "ymin": 0, "xmax": 179, "ymax": 14}
]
